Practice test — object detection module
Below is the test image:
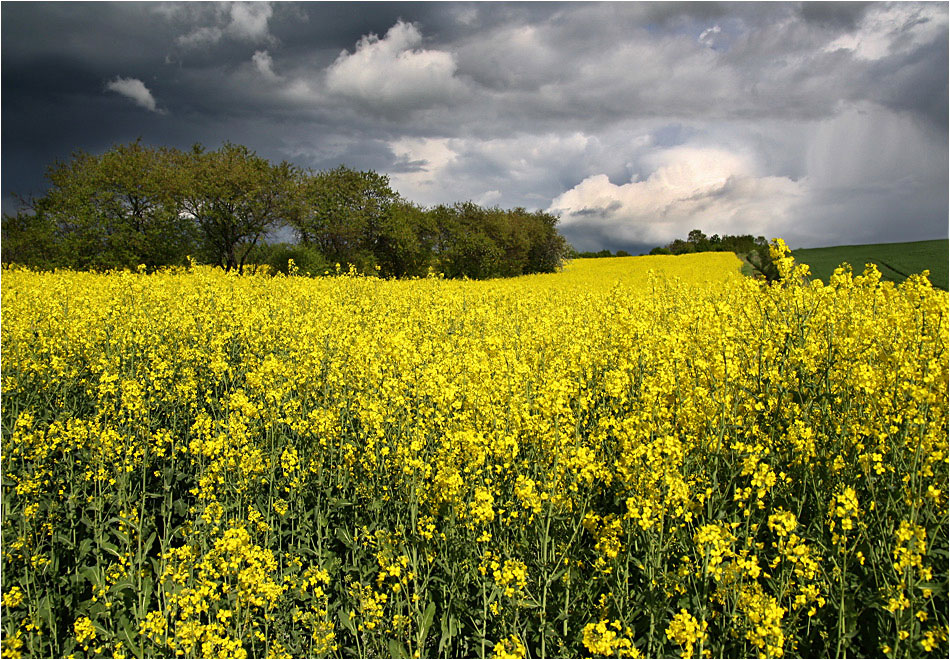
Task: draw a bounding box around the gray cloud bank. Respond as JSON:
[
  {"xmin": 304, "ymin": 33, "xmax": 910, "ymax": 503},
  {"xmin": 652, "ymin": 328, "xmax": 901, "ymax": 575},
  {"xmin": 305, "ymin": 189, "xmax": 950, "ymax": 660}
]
[{"xmin": 3, "ymin": 1, "xmax": 947, "ymax": 252}]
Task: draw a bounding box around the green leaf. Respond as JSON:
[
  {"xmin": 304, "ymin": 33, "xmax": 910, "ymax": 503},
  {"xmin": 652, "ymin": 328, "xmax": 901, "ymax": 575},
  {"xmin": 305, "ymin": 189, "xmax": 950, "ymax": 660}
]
[
  {"xmin": 388, "ymin": 639, "xmax": 409, "ymax": 658},
  {"xmin": 111, "ymin": 578, "xmax": 136, "ymax": 595},
  {"xmin": 118, "ymin": 614, "xmax": 144, "ymax": 658},
  {"xmin": 419, "ymin": 601, "xmax": 436, "ymax": 645},
  {"xmin": 141, "ymin": 530, "xmax": 157, "ymax": 556},
  {"xmin": 81, "ymin": 566, "xmax": 101, "ymax": 586},
  {"xmin": 77, "ymin": 537, "xmax": 93, "ymax": 560},
  {"xmin": 36, "ymin": 594, "xmax": 51, "ymax": 623},
  {"xmin": 335, "ymin": 527, "xmax": 355, "ymax": 549},
  {"xmin": 338, "ymin": 608, "xmax": 358, "ymax": 637},
  {"xmin": 438, "ymin": 612, "xmax": 458, "ymax": 655},
  {"xmin": 112, "ymin": 527, "xmax": 130, "ymax": 546},
  {"xmin": 100, "ymin": 540, "xmax": 121, "ymax": 559}
]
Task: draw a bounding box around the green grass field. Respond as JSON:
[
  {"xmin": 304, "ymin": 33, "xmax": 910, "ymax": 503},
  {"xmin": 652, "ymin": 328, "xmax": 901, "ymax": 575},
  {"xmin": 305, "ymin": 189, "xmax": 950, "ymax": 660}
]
[{"xmin": 792, "ymin": 239, "xmax": 949, "ymax": 291}]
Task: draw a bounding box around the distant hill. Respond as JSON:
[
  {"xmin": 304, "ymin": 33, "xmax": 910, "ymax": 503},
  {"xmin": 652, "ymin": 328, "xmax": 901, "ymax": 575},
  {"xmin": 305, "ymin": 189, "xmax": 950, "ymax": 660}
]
[{"xmin": 792, "ymin": 239, "xmax": 948, "ymax": 291}]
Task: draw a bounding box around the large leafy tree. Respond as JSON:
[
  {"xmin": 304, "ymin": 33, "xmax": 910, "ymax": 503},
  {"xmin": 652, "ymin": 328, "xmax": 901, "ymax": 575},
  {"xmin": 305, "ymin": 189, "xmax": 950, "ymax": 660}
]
[
  {"xmin": 374, "ymin": 199, "xmax": 436, "ymax": 278},
  {"xmin": 91, "ymin": 141, "xmax": 197, "ymax": 268},
  {"xmin": 180, "ymin": 143, "xmax": 302, "ymax": 273},
  {"xmin": 431, "ymin": 202, "xmax": 503, "ymax": 279},
  {"xmin": 5, "ymin": 141, "xmax": 195, "ymax": 270},
  {"xmin": 31, "ymin": 150, "xmax": 104, "ymax": 269},
  {"xmin": 292, "ymin": 166, "xmax": 399, "ymax": 270},
  {"xmin": 425, "ymin": 202, "xmax": 567, "ymax": 279},
  {"xmin": 521, "ymin": 208, "xmax": 569, "ymax": 274},
  {"xmin": 0, "ymin": 202, "xmax": 61, "ymax": 269}
]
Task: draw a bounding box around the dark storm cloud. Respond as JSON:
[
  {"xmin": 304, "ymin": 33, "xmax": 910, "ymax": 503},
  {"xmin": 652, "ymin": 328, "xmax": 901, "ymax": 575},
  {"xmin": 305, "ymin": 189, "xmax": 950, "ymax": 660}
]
[
  {"xmin": 558, "ymin": 220, "xmax": 657, "ymax": 256},
  {"xmin": 865, "ymin": 36, "xmax": 949, "ymax": 126},
  {"xmin": 2, "ymin": 2, "xmax": 947, "ymax": 249},
  {"xmin": 571, "ymin": 202, "xmax": 625, "ymax": 218},
  {"xmin": 799, "ymin": 1, "xmax": 874, "ymax": 29},
  {"xmin": 2, "ymin": 3, "xmax": 176, "ymax": 67}
]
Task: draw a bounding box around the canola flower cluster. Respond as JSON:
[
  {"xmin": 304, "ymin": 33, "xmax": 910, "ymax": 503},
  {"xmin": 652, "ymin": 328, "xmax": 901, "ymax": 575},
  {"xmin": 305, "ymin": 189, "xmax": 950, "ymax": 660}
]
[{"xmin": 1, "ymin": 243, "xmax": 947, "ymax": 658}]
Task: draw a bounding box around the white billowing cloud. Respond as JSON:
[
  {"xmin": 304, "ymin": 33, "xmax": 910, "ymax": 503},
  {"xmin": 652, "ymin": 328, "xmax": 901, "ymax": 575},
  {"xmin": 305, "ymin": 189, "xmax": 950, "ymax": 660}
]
[
  {"xmin": 549, "ymin": 146, "xmax": 806, "ymax": 247},
  {"xmin": 177, "ymin": 2, "xmax": 273, "ymax": 48},
  {"xmin": 227, "ymin": 2, "xmax": 272, "ymax": 42},
  {"xmin": 824, "ymin": 2, "xmax": 947, "ymax": 60},
  {"xmin": 325, "ymin": 20, "xmax": 466, "ymax": 114},
  {"xmin": 477, "ymin": 190, "xmax": 502, "ymax": 206},
  {"xmin": 105, "ymin": 76, "xmax": 162, "ymax": 113},
  {"xmin": 252, "ymin": 50, "xmax": 279, "ymax": 81},
  {"xmin": 387, "ymin": 137, "xmax": 459, "ymax": 201},
  {"xmin": 390, "ymin": 137, "xmax": 457, "ymax": 173}
]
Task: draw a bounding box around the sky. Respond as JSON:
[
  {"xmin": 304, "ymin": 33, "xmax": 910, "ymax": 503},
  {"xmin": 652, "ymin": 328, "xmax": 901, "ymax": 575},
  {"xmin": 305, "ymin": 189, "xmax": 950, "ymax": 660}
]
[{"xmin": 2, "ymin": 1, "xmax": 948, "ymax": 253}]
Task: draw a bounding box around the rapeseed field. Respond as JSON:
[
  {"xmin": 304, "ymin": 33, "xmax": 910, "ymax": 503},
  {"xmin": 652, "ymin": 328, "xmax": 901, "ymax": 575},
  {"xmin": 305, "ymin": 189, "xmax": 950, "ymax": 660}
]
[{"xmin": 1, "ymin": 243, "xmax": 947, "ymax": 658}]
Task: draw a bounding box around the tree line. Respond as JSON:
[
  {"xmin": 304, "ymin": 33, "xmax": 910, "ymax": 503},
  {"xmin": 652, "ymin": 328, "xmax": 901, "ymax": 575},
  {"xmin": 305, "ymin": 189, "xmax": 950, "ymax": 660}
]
[
  {"xmin": 569, "ymin": 248, "xmax": 633, "ymax": 259},
  {"xmin": 1, "ymin": 141, "xmax": 569, "ymax": 279},
  {"xmin": 649, "ymin": 229, "xmax": 779, "ymax": 280}
]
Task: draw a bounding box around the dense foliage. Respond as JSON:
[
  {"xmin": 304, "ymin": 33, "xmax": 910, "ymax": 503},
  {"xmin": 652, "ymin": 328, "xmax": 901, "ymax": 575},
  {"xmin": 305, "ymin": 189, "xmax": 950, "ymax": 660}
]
[
  {"xmin": 650, "ymin": 230, "xmax": 778, "ymax": 281},
  {"xmin": 2, "ymin": 244, "xmax": 947, "ymax": 658},
  {"xmin": 1, "ymin": 141, "xmax": 568, "ymax": 279},
  {"xmin": 570, "ymin": 249, "xmax": 632, "ymax": 259}
]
